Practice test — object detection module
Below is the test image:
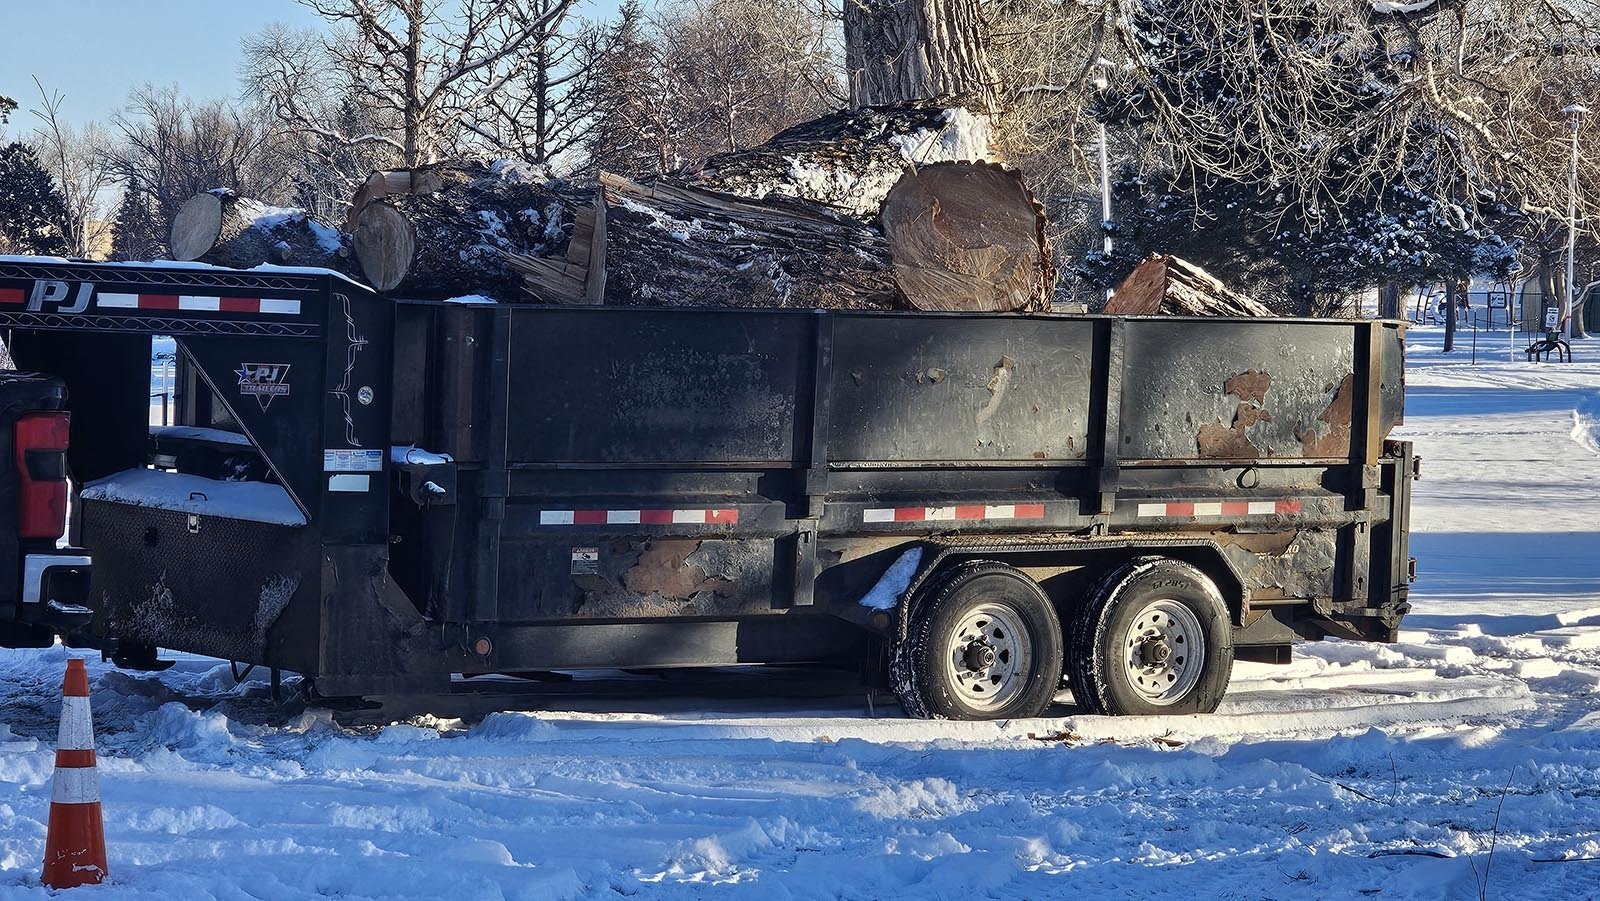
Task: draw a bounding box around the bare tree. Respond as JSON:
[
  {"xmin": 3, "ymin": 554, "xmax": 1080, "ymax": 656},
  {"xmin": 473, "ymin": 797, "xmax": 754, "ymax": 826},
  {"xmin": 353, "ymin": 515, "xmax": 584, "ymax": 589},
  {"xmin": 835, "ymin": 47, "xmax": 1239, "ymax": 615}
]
[
  {"xmin": 243, "ymin": 23, "xmax": 402, "ymax": 221},
  {"xmin": 454, "ymin": 0, "xmax": 594, "ymax": 168},
  {"xmin": 28, "ymin": 80, "xmax": 117, "ymax": 259},
  {"xmin": 106, "ymin": 85, "xmax": 284, "ymax": 256},
  {"xmin": 274, "ymin": 0, "xmax": 572, "ymax": 167},
  {"xmin": 656, "ymin": 0, "xmax": 841, "ymax": 158}
]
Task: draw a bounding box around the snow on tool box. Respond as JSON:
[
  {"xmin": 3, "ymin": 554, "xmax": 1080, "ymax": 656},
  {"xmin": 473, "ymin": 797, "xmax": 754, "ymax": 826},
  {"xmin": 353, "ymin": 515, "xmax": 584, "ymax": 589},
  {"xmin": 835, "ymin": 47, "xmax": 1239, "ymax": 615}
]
[{"xmin": 0, "ymin": 255, "xmax": 1414, "ymax": 719}]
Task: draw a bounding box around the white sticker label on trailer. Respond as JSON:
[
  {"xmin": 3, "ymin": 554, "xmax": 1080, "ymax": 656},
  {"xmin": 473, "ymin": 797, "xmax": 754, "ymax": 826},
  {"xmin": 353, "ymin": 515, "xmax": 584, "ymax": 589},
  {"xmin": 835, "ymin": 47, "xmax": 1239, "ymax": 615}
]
[
  {"xmin": 328, "ymin": 474, "xmax": 371, "ymax": 493},
  {"xmin": 324, "ymin": 449, "xmax": 384, "ymax": 472}
]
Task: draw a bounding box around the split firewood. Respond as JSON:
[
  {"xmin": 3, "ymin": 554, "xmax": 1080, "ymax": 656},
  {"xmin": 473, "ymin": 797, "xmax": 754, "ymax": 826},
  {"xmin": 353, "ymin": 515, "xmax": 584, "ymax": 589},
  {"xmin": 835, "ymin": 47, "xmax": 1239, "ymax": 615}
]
[{"xmin": 1106, "ymin": 254, "xmax": 1275, "ymax": 317}]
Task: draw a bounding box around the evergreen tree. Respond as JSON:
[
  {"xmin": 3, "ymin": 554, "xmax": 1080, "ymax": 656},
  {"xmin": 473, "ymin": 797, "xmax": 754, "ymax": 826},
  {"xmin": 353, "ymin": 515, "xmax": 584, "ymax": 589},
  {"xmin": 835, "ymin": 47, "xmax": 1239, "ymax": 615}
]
[
  {"xmin": 584, "ymin": 0, "xmax": 666, "ymax": 178},
  {"xmin": 108, "ymin": 181, "xmax": 163, "ymax": 261},
  {"xmin": 0, "ymin": 142, "xmax": 68, "ymax": 256},
  {"xmin": 0, "ymin": 94, "xmax": 15, "ymax": 124}
]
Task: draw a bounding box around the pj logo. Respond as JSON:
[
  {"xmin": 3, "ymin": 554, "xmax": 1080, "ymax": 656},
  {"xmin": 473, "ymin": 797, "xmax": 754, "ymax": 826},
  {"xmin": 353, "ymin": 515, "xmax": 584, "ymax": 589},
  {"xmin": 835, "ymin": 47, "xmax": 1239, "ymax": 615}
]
[{"xmin": 236, "ymin": 363, "xmax": 291, "ymax": 410}]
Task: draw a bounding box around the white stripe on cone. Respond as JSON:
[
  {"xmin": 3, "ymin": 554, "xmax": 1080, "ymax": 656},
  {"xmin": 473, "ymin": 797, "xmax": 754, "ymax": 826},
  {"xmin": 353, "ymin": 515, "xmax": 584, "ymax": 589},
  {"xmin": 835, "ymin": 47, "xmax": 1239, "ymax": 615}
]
[
  {"xmin": 56, "ymin": 697, "xmax": 94, "ymax": 750},
  {"xmin": 50, "ymin": 766, "xmax": 100, "ymax": 804}
]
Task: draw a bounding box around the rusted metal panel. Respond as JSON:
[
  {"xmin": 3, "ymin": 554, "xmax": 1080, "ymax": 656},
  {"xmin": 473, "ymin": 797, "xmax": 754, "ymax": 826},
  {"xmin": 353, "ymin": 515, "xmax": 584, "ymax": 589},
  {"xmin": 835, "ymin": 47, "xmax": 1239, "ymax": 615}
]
[{"xmin": 1119, "ymin": 321, "xmax": 1360, "ymax": 460}]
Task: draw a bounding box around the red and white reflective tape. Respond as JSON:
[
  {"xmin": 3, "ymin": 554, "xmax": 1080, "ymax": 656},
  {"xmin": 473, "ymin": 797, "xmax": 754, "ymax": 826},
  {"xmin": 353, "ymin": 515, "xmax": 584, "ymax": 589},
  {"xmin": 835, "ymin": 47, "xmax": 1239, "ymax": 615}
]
[
  {"xmin": 539, "ymin": 508, "xmax": 740, "ymax": 526},
  {"xmin": 1136, "ymin": 499, "xmax": 1302, "ymax": 518},
  {"xmin": 93, "ymin": 293, "xmax": 302, "ymax": 316},
  {"xmin": 863, "ymin": 504, "xmax": 1047, "ymax": 524}
]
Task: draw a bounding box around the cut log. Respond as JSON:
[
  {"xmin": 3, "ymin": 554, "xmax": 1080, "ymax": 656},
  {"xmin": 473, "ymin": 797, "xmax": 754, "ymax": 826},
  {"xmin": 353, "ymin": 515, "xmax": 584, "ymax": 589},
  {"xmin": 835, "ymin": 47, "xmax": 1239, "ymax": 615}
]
[
  {"xmin": 509, "ymin": 162, "xmax": 1049, "ymax": 312},
  {"xmin": 880, "ymin": 162, "xmax": 1052, "ymax": 312},
  {"xmin": 1106, "ymin": 255, "xmax": 1275, "ymax": 317},
  {"xmin": 349, "ymin": 161, "xmax": 572, "ymax": 299},
  {"xmin": 351, "ymin": 202, "xmax": 416, "ymax": 292},
  {"xmin": 168, "ymin": 189, "xmax": 352, "ymax": 272},
  {"xmin": 169, "ymin": 192, "xmax": 224, "ymax": 261},
  {"xmin": 511, "ymin": 173, "xmax": 898, "ymax": 308}
]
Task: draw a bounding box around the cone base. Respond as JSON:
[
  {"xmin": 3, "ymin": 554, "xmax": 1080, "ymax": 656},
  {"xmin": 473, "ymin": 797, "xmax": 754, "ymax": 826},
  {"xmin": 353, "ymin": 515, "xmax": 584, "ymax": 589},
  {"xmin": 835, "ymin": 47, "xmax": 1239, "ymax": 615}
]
[{"xmin": 41, "ymin": 802, "xmax": 107, "ymax": 889}]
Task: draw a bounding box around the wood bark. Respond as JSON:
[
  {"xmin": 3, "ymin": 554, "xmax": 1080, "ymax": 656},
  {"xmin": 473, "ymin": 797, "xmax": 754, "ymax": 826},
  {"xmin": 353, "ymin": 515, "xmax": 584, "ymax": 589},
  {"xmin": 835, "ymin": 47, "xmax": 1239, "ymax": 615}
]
[
  {"xmin": 507, "ymin": 162, "xmax": 1050, "ymax": 312},
  {"xmin": 844, "ymin": 0, "xmax": 999, "ymax": 112},
  {"xmin": 168, "ymin": 189, "xmax": 352, "ymax": 272},
  {"xmin": 1105, "ymin": 255, "xmax": 1274, "ymax": 317}
]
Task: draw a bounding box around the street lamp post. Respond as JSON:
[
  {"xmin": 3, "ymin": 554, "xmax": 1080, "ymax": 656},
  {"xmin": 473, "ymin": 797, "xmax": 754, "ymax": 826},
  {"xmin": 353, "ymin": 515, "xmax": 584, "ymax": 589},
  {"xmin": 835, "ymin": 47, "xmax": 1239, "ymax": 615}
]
[
  {"xmin": 1095, "ymin": 68, "xmax": 1113, "ymax": 258},
  {"xmin": 1564, "ymin": 104, "xmax": 1587, "ymax": 340}
]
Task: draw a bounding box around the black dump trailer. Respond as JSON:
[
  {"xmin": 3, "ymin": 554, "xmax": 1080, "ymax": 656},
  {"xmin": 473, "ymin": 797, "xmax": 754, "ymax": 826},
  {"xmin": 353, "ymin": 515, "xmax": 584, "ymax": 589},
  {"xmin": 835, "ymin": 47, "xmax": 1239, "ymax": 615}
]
[{"xmin": 0, "ymin": 257, "xmax": 1414, "ymax": 719}]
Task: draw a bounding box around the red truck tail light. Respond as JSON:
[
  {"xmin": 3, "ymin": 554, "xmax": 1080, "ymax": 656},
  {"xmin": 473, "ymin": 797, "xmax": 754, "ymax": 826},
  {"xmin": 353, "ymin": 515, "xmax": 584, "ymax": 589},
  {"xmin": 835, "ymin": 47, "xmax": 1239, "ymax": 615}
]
[{"xmin": 15, "ymin": 411, "xmax": 70, "ymax": 539}]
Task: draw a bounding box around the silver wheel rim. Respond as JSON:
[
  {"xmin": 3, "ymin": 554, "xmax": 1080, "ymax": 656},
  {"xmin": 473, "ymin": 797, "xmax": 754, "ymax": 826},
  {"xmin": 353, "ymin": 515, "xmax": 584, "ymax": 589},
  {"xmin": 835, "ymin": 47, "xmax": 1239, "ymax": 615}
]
[
  {"xmin": 1123, "ymin": 598, "xmax": 1205, "ymax": 705},
  {"xmin": 945, "ymin": 602, "xmax": 1032, "ymax": 711}
]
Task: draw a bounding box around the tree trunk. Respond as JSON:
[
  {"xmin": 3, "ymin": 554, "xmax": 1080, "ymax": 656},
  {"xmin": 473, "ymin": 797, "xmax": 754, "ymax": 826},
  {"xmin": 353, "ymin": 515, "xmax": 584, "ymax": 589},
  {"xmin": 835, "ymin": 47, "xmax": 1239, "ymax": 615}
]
[
  {"xmin": 699, "ymin": 103, "xmax": 995, "ymax": 220},
  {"xmin": 845, "ymin": 0, "xmax": 1000, "ymax": 112},
  {"xmin": 1443, "ymin": 279, "xmax": 1460, "ymax": 352},
  {"xmin": 1379, "ymin": 284, "xmax": 1401, "ymax": 320},
  {"xmin": 168, "ymin": 190, "xmax": 352, "ymax": 272},
  {"xmin": 349, "ymin": 161, "xmax": 573, "ymax": 299}
]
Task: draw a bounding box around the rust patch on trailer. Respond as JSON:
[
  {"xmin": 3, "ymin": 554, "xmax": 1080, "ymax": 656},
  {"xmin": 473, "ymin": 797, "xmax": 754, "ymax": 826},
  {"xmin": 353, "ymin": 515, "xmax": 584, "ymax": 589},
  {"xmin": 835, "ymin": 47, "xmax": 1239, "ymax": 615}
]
[
  {"xmin": 1297, "ymin": 373, "xmax": 1355, "ymax": 457},
  {"xmin": 1214, "ymin": 530, "xmax": 1297, "ymax": 556},
  {"xmin": 622, "ymin": 539, "xmax": 734, "ymax": 600},
  {"xmin": 1217, "ymin": 529, "xmax": 1337, "ymax": 599},
  {"xmin": 1224, "ymin": 369, "xmax": 1273, "ymax": 405},
  {"xmin": 1197, "ymin": 370, "xmax": 1274, "ymax": 458}
]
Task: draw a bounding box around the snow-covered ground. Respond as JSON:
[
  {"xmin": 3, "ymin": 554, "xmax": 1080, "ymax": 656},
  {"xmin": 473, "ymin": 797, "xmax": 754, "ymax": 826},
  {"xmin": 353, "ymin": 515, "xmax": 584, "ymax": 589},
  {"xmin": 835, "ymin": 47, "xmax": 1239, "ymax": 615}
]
[{"xmin": 7, "ymin": 323, "xmax": 1600, "ymax": 898}]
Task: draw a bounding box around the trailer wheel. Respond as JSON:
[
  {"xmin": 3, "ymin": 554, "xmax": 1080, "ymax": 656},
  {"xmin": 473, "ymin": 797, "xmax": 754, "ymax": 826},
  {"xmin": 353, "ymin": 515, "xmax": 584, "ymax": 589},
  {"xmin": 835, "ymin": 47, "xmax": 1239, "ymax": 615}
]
[
  {"xmin": 1067, "ymin": 557, "xmax": 1234, "ymax": 716},
  {"xmin": 892, "ymin": 562, "xmax": 1063, "ymax": 720}
]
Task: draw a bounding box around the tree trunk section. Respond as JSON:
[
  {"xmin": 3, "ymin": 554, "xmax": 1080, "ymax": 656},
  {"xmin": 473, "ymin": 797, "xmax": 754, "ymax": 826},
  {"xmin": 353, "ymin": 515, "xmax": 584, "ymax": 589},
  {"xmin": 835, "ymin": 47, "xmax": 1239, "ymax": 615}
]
[
  {"xmin": 699, "ymin": 104, "xmax": 996, "ymax": 220},
  {"xmin": 558, "ymin": 173, "xmax": 899, "ymax": 309},
  {"xmin": 881, "ymin": 162, "xmax": 1052, "ymax": 311},
  {"xmin": 348, "ymin": 161, "xmax": 573, "ymax": 299},
  {"xmin": 845, "ymin": 0, "xmax": 1000, "ymax": 112},
  {"xmin": 168, "ymin": 190, "xmax": 351, "ymax": 272}
]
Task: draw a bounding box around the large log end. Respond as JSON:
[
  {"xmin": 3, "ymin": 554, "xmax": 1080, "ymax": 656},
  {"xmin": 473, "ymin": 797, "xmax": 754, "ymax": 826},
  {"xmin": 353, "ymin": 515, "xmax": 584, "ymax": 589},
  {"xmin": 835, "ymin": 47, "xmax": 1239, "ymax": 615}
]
[
  {"xmin": 353, "ymin": 202, "xmax": 417, "ymax": 292},
  {"xmin": 881, "ymin": 162, "xmax": 1053, "ymax": 312},
  {"xmin": 169, "ymin": 192, "xmax": 225, "ymax": 262}
]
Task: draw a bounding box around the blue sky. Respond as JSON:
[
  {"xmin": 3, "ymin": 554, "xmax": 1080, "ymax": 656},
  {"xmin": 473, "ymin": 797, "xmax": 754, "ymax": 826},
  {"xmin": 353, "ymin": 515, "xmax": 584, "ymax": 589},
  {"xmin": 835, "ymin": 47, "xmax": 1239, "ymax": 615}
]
[{"xmin": 0, "ymin": 0, "xmax": 323, "ymax": 130}]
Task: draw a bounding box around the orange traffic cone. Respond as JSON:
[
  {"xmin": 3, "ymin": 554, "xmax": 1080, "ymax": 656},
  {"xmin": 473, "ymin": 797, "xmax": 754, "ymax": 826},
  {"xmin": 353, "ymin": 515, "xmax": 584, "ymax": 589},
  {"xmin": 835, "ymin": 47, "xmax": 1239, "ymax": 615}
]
[{"xmin": 41, "ymin": 657, "xmax": 106, "ymax": 889}]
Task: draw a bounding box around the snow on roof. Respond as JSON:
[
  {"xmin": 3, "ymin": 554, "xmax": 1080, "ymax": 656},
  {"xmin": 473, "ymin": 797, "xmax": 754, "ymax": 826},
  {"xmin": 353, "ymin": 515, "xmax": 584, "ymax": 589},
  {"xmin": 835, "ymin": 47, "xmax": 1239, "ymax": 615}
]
[{"xmin": 81, "ymin": 468, "xmax": 306, "ymax": 526}]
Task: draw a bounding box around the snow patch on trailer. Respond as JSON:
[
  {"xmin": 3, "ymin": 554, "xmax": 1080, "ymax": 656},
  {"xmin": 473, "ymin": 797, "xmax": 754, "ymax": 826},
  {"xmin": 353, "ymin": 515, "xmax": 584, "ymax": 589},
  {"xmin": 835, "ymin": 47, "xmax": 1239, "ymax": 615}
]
[
  {"xmin": 81, "ymin": 469, "xmax": 306, "ymax": 526},
  {"xmin": 252, "ymin": 575, "xmax": 299, "ymax": 653},
  {"xmin": 860, "ymin": 547, "xmax": 924, "ymax": 610}
]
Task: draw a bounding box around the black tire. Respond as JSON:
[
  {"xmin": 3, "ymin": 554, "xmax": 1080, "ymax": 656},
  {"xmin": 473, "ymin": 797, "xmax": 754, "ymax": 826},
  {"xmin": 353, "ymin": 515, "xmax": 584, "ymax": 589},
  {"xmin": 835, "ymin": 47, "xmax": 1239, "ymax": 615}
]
[
  {"xmin": 892, "ymin": 561, "xmax": 1064, "ymax": 721},
  {"xmin": 1066, "ymin": 557, "xmax": 1234, "ymax": 716}
]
